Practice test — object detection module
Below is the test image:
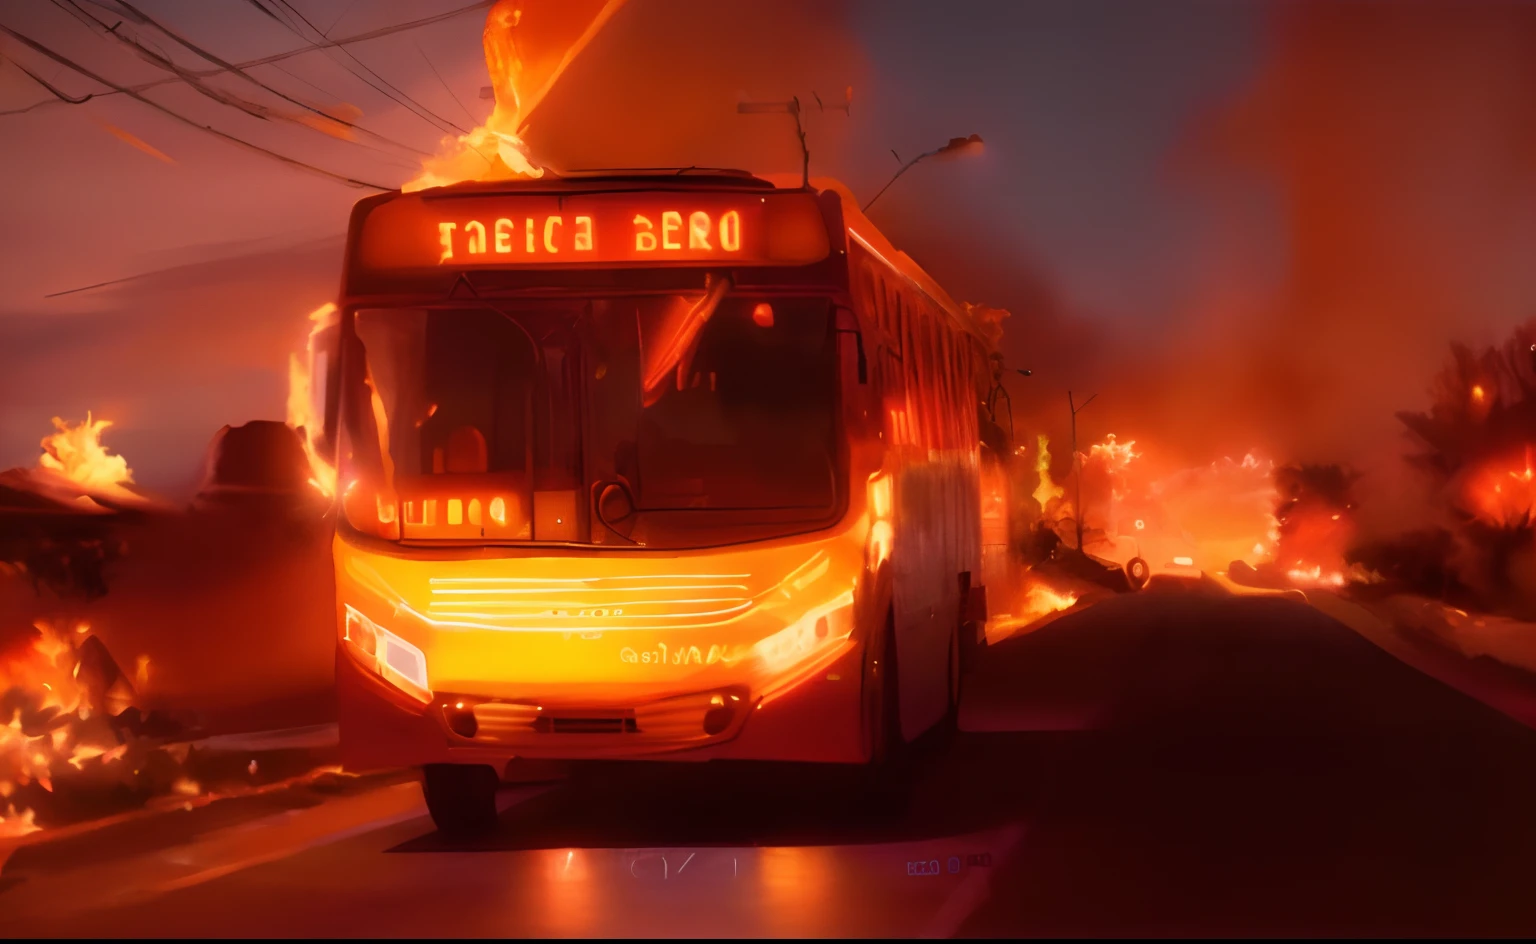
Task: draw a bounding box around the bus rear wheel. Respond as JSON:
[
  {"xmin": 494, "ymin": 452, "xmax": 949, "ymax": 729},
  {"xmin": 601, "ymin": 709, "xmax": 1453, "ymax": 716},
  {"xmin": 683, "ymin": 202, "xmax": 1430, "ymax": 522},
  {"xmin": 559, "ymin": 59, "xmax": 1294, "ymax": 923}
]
[{"xmin": 422, "ymin": 763, "xmax": 500, "ymax": 837}]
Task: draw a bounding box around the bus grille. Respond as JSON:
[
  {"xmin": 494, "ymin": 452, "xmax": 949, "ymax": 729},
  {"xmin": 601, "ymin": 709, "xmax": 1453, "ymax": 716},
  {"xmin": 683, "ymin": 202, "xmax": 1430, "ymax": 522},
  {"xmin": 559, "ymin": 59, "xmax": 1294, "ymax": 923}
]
[{"xmin": 426, "ymin": 572, "xmax": 756, "ymax": 629}]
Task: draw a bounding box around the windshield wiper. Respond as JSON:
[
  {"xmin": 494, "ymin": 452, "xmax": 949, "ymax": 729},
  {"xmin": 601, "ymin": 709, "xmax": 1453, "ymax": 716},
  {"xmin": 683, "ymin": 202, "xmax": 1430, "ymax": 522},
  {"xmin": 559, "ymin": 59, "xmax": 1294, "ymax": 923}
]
[{"xmin": 640, "ymin": 273, "xmax": 733, "ymax": 407}]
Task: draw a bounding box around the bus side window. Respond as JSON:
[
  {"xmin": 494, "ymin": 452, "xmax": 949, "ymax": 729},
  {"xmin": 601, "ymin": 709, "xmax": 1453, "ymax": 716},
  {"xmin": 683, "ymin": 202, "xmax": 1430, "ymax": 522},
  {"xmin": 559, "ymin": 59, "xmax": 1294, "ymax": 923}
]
[
  {"xmin": 877, "ymin": 277, "xmax": 906, "ymax": 441},
  {"xmin": 917, "ymin": 302, "xmax": 937, "ymax": 451},
  {"xmin": 933, "ymin": 314, "xmax": 947, "ymax": 450}
]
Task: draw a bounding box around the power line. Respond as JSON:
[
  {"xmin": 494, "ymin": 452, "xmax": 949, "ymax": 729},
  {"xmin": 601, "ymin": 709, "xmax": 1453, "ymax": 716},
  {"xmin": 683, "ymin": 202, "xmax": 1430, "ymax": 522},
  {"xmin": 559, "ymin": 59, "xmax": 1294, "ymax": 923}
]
[
  {"xmin": 415, "ymin": 41, "xmax": 477, "ymax": 127},
  {"xmin": 53, "ymin": 0, "xmax": 429, "ymax": 159},
  {"xmin": 110, "ymin": 1, "xmax": 430, "ymax": 155},
  {"xmin": 0, "ymin": 1, "xmax": 494, "ymax": 117},
  {"xmin": 0, "ymin": 23, "xmax": 392, "ymax": 190},
  {"xmin": 253, "ymin": 0, "xmax": 468, "ymax": 137},
  {"xmin": 5, "ymin": 56, "xmax": 92, "ymax": 104}
]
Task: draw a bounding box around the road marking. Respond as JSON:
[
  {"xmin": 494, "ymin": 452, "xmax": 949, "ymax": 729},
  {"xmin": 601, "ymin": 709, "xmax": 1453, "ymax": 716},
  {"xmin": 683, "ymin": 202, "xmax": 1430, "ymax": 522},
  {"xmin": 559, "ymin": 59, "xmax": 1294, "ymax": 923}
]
[{"xmin": 918, "ymin": 822, "xmax": 1027, "ymax": 939}]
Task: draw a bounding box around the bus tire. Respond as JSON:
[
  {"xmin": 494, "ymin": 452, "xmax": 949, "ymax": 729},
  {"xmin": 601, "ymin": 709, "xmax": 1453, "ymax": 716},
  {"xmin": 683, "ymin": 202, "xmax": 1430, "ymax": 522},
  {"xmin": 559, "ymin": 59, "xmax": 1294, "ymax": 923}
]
[
  {"xmin": 862, "ymin": 609, "xmax": 903, "ymax": 767},
  {"xmin": 945, "ymin": 623, "xmax": 962, "ymax": 730},
  {"xmin": 1126, "ymin": 557, "xmax": 1151, "ymax": 590},
  {"xmin": 422, "ymin": 763, "xmax": 500, "ymax": 837}
]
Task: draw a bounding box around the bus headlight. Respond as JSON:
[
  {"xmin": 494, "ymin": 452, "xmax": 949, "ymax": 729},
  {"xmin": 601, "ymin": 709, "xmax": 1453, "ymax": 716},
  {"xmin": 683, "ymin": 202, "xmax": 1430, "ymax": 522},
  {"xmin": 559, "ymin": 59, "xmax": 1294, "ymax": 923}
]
[
  {"xmin": 753, "ymin": 591, "xmax": 855, "ymax": 676},
  {"xmin": 343, "ymin": 605, "xmax": 431, "ymax": 704}
]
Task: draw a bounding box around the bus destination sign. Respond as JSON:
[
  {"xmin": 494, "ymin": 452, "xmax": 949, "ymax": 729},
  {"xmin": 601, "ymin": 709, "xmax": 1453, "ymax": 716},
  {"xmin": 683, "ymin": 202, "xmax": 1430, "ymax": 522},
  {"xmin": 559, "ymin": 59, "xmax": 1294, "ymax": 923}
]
[{"xmin": 355, "ymin": 191, "xmax": 832, "ymax": 272}]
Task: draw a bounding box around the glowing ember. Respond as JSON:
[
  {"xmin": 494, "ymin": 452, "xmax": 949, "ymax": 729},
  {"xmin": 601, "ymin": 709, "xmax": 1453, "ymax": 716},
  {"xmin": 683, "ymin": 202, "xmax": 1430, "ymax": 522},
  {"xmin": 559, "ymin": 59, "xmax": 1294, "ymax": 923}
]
[
  {"xmin": 287, "ymin": 303, "xmax": 340, "ymax": 497},
  {"xmin": 1032, "ymin": 434, "xmax": 1064, "ymax": 511},
  {"xmin": 38, "ymin": 413, "xmax": 134, "ymax": 496}
]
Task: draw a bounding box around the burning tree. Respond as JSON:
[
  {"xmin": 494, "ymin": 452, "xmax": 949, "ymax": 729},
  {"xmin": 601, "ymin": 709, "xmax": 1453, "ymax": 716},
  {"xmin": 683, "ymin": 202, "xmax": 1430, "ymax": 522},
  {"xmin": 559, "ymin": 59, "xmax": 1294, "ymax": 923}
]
[
  {"xmin": 1398, "ymin": 320, "xmax": 1536, "ymax": 615},
  {"xmin": 1272, "ymin": 463, "xmax": 1358, "ymax": 585}
]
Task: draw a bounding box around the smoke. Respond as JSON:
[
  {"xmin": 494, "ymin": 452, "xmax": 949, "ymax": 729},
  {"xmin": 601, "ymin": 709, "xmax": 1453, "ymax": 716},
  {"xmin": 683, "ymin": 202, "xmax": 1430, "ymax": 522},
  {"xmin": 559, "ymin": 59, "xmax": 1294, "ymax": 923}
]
[
  {"xmin": 0, "ymin": 239, "xmax": 343, "ymax": 496},
  {"xmin": 521, "ymin": 0, "xmax": 864, "ymax": 176},
  {"xmin": 929, "ymin": 1, "xmax": 1536, "ymax": 546}
]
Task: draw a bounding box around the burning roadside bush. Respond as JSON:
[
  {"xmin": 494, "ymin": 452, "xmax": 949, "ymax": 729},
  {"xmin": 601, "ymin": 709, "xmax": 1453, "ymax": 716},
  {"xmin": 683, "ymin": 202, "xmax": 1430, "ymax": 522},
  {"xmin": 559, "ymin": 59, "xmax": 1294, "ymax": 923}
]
[
  {"xmin": 1397, "ymin": 320, "xmax": 1536, "ymax": 616},
  {"xmin": 1271, "ymin": 463, "xmax": 1360, "ymax": 586},
  {"xmin": 0, "ymin": 619, "xmax": 180, "ymax": 837}
]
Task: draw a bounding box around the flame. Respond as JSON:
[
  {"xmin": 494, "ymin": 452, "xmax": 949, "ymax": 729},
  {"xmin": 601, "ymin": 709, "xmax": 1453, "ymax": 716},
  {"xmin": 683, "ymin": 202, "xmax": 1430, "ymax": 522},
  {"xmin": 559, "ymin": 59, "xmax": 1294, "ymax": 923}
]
[
  {"xmin": 1285, "ymin": 564, "xmax": 1347, "ymax": 588},
  {"xmin": 38, "ymin": 413, "xmax": 134, "ymax": 495},
  {"xmin": 0, "ymin": 620, "xmax": 137, "ymax": 833},
  {"xmin": 287, "ymin": 303, "xmax": 339, "ymax": 497},
  {"xmin": 986, "ymin": 579, "xmax": 1078, "ymax": 644},
  {"xmin": 1460, "ymin": 445, "xmax": 1536, "ymax": 527},
  {"xmin": 1022, "ymin": 583, "xmax": 1078, "ymax": 616},
  {"xmin": 1472, "ymin": 384, "xmax": 1486, "ymax": 403},
  {"xmin": 1089, "ymin": 433, "xmax": 1140, "ymax": 471},
  {"xmin": 1069, "ymin": 435, "xmax": 1297, "ymax": 578},
  {"xmin": 402, "ymin": 0, "xmax": 630, "ymax": 192},
  {"xmin": 1032, "ymin": 434, "xmax": 1064, "ymax": 511}
]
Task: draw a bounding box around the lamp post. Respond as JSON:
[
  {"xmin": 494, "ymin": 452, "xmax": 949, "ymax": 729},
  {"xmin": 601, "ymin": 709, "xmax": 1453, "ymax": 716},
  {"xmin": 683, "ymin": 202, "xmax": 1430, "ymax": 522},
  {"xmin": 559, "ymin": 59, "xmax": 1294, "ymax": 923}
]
[
  {"xmin": 863, "ymin": 134, "xmax": 984, "ymax": 213},
  {"xmin": 1068, "ymin": 390, "xmax": 1097, "ymax": 552}
]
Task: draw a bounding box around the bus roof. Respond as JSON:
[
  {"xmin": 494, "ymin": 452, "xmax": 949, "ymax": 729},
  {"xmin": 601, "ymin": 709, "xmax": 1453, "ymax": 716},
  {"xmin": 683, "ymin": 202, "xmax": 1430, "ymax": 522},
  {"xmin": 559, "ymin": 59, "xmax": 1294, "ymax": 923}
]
[{"xmin": 359, "ymin": 171, "xmax": 1002, "ymax": 351}]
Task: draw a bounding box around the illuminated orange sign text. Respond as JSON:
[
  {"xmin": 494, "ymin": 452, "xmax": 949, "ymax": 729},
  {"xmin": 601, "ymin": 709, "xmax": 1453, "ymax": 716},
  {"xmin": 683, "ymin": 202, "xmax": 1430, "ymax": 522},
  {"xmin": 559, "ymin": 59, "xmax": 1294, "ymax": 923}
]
[
  {"xmin": 435, "ymin": 210, "xmax": 745, "ymax": 262},
  {"xmin": 355, "ymin": 191, "xmax": 830, "ymax": 271}
]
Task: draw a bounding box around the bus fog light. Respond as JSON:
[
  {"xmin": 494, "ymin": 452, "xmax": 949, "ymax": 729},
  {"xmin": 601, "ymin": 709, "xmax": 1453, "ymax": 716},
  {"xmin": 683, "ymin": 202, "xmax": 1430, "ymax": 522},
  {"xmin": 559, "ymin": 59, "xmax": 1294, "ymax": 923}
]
[{"xmin": 344, "ymin": 605, "xmax": 431, "ymax": 704}]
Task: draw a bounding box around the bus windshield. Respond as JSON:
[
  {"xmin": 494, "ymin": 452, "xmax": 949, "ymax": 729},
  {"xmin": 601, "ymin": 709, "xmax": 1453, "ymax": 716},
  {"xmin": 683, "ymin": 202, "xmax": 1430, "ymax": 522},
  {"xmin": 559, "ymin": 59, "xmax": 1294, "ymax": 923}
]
[{"xmin": 341, "ymin": 293, "xmax": 841, "ymax": 548}]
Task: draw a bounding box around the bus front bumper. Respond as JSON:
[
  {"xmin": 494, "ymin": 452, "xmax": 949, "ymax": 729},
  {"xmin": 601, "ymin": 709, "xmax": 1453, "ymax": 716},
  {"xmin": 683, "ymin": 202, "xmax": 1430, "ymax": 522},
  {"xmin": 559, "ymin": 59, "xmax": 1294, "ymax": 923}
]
[{"xmin": 336, "ymin": 640, "xmax": 868, "ymax": 773}]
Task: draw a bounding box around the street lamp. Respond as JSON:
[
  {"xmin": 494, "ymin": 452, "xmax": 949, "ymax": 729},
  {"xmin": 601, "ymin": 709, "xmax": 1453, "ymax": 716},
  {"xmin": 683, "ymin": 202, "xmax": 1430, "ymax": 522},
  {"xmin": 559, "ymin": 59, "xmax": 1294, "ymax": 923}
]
[{"xmin": 862, "ymin": 134, "xmax": 984, "ymax": 213}]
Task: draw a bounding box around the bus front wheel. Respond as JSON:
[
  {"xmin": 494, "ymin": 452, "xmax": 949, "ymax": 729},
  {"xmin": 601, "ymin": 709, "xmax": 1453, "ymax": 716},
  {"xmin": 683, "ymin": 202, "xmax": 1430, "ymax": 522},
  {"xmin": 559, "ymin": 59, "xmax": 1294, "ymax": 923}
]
[{"xmin": 422, "ymin": 763, "xmax": 500, "ymax": 837}]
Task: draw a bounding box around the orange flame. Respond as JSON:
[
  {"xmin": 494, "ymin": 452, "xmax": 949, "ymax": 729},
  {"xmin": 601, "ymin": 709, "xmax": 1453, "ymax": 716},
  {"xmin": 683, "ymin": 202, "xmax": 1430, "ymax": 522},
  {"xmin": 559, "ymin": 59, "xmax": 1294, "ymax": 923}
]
[
  {"xmin": 402, "ymin": 0, "xmax": 630, "ymax": 192},
  {"xmin": 287, "ymin": 303, "xmax": 339, "ymax": 497},
  {"xmin": 38, "ymin": 413, "xmax": 134, "ymax": 495},
  {"xmin": 0, "ymin": 620, "xmax": 136, "ymax": 836},
  {"xmin": 403, "ymin": 2, "xmax": 544, "ymax": 192},
  {"xmin": 986, "ymin": 579, "xmax": 1078, "ymax": 644},
  {"xmin": 1032, "ymin": 434, "xmax": 1063, "ymax": 512},
  {"xmin": 1460, "ymin": 445, "xmax": 1536, "ymax": 527}
]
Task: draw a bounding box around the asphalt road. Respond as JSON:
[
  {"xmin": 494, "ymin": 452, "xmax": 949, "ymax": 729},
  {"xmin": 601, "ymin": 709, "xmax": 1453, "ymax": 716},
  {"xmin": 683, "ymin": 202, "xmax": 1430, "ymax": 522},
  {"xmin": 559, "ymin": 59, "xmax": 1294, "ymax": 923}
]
[{"xmin": 7, "ymin": 583, "xmax": 1536, "ymax": 937}]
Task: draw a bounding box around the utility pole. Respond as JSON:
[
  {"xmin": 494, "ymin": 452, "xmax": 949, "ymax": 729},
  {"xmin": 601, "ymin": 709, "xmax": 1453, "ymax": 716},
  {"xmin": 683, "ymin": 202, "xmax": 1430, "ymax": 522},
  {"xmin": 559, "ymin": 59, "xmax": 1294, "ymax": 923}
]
[
  {"xmin": 1068, "ymin": 390, "xmax": 1097, "ymax": 552},
  {"xmin": 737, "ymin": 90, "xmax": 850, "ymax": 189}
]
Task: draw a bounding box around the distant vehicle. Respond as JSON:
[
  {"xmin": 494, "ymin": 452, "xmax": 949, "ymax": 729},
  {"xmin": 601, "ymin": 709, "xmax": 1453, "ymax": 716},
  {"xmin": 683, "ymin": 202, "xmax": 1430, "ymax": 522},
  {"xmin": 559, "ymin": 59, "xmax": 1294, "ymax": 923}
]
[{"xmin": 311, "ymin": 170, "xmax": 1014, "ymax": 835}]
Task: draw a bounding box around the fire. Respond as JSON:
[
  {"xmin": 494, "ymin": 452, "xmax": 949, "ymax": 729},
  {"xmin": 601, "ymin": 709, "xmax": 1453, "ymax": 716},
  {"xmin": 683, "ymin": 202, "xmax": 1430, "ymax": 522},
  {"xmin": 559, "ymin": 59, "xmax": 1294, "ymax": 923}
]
[
  {"xmin": 1088, "ymin": 433, "xmax": 1140, "ymax": 472},
  {"xmin": 0, "ymin": 620, "xmax": 134, "ymax": 836},
  {"xmin": 1022, "ymin": 582, "xmax": 1078, "ymax": 617},
  {"xmin": 1032, "ymin": 434, "xmax": 1064, "ymax": 511},
  {"xmin": 38, "ymin": 413, "xmax": 134, "ymax": 495},
  {"xmin": 403, "ymin": 0, "xmax": 630, "ymax": 193},
  {"xmin": 1460, "ymin": 445, "xmax": 1536, "ymax": 527},
  {"xmin": 986, "ymin": 579, "xmax": 1078, "ymax": 644},
  {"xmin": 1285, "ymin": 564, "xmax": 1347, "ymax": 588},
  {"xmin": 1065, "ymin": 433, "xmax": 1360, "ymax": 588},
  {"xmin": 287, "ymin": 303, "xmax": 339, "ymax": 497}
]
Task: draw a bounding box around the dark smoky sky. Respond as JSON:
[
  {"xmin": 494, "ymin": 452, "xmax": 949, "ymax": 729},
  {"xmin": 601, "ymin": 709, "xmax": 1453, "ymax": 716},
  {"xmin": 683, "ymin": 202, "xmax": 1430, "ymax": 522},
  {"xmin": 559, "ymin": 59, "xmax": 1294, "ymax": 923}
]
[{"xmin": 2, "ymin": 0, "xmax": 1533, "ymax": 524}]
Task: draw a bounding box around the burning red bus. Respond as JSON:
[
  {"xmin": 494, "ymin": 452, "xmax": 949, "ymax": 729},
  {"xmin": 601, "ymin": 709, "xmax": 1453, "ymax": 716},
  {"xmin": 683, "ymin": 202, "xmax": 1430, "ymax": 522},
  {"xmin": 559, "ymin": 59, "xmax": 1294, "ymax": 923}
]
[{"xmin": 310, "ymin": 170, "xmax": 1010, "ymax": 834}]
